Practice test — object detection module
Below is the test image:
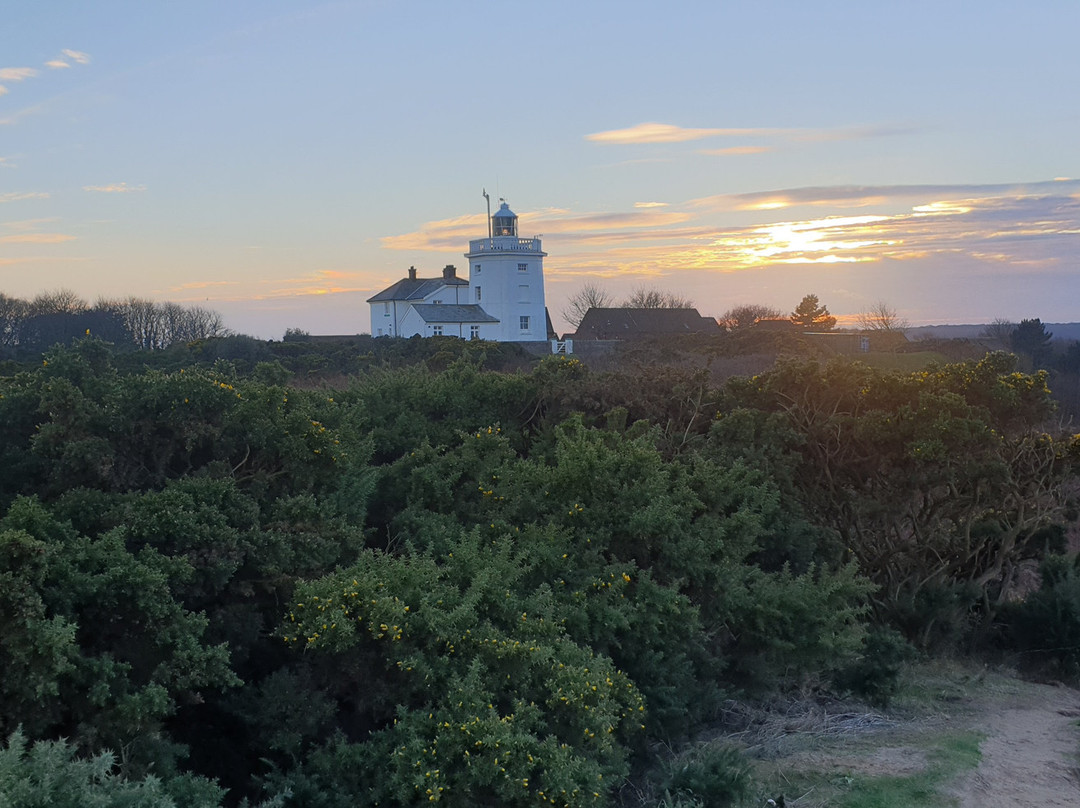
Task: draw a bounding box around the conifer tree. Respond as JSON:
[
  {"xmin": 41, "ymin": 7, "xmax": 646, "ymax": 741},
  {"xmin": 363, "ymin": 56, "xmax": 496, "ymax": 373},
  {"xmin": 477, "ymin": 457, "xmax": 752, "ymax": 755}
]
[{"xmin": 790, "ymin": 293, "xmax": 837, "ymax": 331}]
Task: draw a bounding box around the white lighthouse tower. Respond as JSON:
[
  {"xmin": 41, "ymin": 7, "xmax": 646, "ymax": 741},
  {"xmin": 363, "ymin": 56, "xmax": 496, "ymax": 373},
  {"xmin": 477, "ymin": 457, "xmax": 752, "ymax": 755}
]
[{"xmin": 465, "ymin": 197, "xmax": 548, "ymax": 342}]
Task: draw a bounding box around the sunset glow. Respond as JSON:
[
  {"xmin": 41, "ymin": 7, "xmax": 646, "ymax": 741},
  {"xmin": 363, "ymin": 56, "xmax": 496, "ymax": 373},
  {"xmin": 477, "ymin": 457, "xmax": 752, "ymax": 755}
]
[{"xmin": 0, "ymin": 3, "xmax": 1076, "ymax": 336}]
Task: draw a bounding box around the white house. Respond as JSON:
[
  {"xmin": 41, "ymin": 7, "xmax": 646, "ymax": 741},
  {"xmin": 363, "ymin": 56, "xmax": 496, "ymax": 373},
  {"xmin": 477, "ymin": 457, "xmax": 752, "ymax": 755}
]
[{"xmin": 367, "ymin": 200, "xmax": 551, "ymax": 342}]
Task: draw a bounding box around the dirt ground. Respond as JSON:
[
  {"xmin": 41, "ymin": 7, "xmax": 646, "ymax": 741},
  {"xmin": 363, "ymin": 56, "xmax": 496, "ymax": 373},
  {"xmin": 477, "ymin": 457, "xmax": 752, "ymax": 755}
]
[
  {"xmin": 744, "ymin": 669, "xmax": 1080, "ymax": 807},
  {"xmin": 949, "ymin": 681, "xmax": 1080, "ymax": 808}
]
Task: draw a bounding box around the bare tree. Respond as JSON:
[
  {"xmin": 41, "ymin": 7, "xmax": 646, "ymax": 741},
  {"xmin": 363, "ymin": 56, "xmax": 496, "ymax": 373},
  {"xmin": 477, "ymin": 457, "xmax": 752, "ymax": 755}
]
[
  {"xmin": 718, "ymin": 303, "xmax": 782, "ymax": 331},
  {"xmin": 94, "ymin": 296, "xmax": 229, "ymax": 349},
  {"xmin": 623, "ymin": 285, "xmax": 693, "ymax": 309},
  {"xmin": 856, "ymin": 300, "xmax": 909, "ymax": 332},
  {"xmin": 0, "ymin": 293, "xmax": 30, "ymax": 347},
  {"xmin": 186, "ymin": 305, "xmax": 228, "ymax": 340},
  {"xmin": 562, "ymin": 282, "xmax": 614, "ymax": 328},
  {"xmin": 980, "ymin": 318, "xmax": 1016, "ymax": 351},
  {"xmin": 30, "ymin": 288, "xmax": 87, "ymax": 316}
]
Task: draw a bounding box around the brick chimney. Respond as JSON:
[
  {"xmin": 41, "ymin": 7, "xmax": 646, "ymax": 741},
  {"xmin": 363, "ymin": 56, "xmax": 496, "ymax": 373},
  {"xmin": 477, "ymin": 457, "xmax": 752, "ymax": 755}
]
[
  {"xmin": 408, "ymin": 266, "xmax": 417, "ymax": 280},
  {"xmin": 443, "ymin": 264, "xmax": 457, "ymax": 280}
]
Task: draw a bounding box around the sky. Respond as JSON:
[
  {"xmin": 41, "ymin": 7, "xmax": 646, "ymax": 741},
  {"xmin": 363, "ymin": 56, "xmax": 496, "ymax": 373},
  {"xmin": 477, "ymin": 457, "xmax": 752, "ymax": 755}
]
[{"xmin": 2, "ymin": 1, "xmax": 1078, "ymax": 339}]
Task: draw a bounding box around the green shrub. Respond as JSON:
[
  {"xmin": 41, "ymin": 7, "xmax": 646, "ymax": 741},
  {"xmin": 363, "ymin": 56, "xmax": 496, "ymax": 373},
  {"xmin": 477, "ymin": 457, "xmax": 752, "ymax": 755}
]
[
  {"xmin": 0, "ymin": 727, "xmax": 226, "ymax": 807},
  {"xmin": 833, "ymin": 627, "xmax": 914, "ymax": 707},
  {"xmin": 659, "ymin": 742, "xmax": 751, "ymax": 807},
  {"xmin": 1003, "ymin": 553, "xmax": 1080, "ymax": 678}
]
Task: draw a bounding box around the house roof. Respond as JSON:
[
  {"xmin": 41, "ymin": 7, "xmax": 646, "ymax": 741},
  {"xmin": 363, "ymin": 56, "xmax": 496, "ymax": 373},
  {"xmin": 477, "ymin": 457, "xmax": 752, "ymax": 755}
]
[
  {"xmin": 366, "ymin": 277, "xmax": 468, "ymax": 303},
  {"xmin": 410, "ymin": 304, "xmax": 499, "ymax": 324},
  {"xmin": 571, "ymin": 308, "xmax": 720, "ymax": 340}
]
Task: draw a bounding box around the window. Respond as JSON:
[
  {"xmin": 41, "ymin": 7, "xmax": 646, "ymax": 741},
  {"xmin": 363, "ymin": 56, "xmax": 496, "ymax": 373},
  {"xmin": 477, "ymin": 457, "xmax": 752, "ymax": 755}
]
[
  {"xmin": 474, "ymin": 264, "xmax": 481, "ymax": 274},
  {"xmin": 517, "ymin": 262, "xmax": 528, "ymax": 272},
  {"xmin": 377, "ymin": 328, "xmax": 383, "ymax": 336},
  {"xmin": 518, "ymin": 284, "xmax": 530, "ymax": 303},
  {"xmin": 383, "ymin": 302, "xmax": 390, "ymax": 315},
  {"xmin": 433, "ymin": 299, "xmax": 442, "ymax": 305},
  {"xmin": 475, "ymin": 286, "xmax": 482, "ymax": 302},
  {"xmin": 470, "ymin": 325, "xmax": 480, "ymax": 340},
  {"xmin": 519, "ymin": 315, "xmax": 530, "ymax": 331},
  {"xmin": 432, "ymin": 325, "xmax": 443, "ymax": 336}
]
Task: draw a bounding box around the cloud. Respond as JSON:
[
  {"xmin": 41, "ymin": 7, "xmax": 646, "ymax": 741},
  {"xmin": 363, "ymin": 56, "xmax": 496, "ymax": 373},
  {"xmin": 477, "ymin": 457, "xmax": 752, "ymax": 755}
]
[
  {"xmin": 0, "ymin": 191, "xmax": 50, "ymax": 203},
  {"xmin": 375, "ymin": 179, "xmax": 1080, "ymax": 327},
  {"xmin": 0, "ymin": 232, "xmax": 75, "ymax": 244},
  {"xmin": 0, "ymin": 67, "xmax": 38, "ymax": 97},
  {"xmin": 172, "ymin": 270, "xmax": 374, "ymax": 302},
  {"xmin": 792, "ymin": 124, "xmax": 921, "ymax": 142},
  {"xmin": 45, "ymin": 50, "xmax": 91, "ymax": 70},
  {"xmin": 522, "ymin": 183, "xmax": 1080, "ymax": 305},
  {"xmin": 382, "ymin": 208, "xmax": 695, "ymax": 251},
  {"xmin": 689, "ymin": 179, "xmax": 1080, "ymax": 213},
  {"xmin": 83, "ymin": 182, "xmax": 147, "ymax": 193},
  {"xmin": 2, "ymin": 217, "xmax": 58, "ymax": 231},
  {"xmin": 586, "ymin": 122, "xmax": 789, "ymax": 145},
  {"xmin": 587, "ymin": 122, "xmax": 918, "ymax": 147},
  {"xmin": 0, "ymin": 67, "xmax": 38, "ymax": 82},
  {"xmin": 61, "ymin": 49, "xmax": 91, "ymax": 65}
]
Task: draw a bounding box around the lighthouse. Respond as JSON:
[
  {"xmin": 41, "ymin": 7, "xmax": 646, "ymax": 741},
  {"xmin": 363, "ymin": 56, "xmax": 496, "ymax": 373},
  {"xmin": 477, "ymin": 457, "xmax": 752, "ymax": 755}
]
[{"xmin": 464, "ymin": 199, "xmax": 548, "ymax": 342}]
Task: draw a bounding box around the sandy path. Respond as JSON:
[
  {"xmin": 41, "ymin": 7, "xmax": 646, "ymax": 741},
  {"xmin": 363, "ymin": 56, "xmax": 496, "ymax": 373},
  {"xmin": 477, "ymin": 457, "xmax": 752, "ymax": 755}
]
[{"xmin": 952, "ymin": 685, "xmax": 1080, "ymax": 808}]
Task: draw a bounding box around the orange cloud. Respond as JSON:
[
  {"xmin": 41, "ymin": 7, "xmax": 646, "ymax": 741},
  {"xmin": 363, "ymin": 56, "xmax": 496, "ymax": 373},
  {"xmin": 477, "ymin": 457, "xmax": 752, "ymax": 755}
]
[
  {"xmin": 2, "ymin": 217, "xmax": 58, "ymax": 231},
  {"xmin": 586, "ymin": 122, "xmax": 787, "ymax": 144},
  {"xmin": 382, "ymin": 208, "xmax": 693, "ymax": 251},
  {"xmin": 0, "ymin": 232, "xmax": 75, "ymax": 244},
  {"xmin": 83, "ymin": 182, "xmax": 147, "ymax": 193},
  {"xmin": 588, "ymin": 122, "xmax": 915, "ymax": 147},
  {"xmin": 0, "ymin": 192, "xmax": 48, "ymax": 204}
]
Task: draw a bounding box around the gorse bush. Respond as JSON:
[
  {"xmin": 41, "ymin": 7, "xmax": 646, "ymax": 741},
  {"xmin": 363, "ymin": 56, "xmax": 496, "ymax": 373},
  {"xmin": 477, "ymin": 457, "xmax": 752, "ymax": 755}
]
[
  {"xmin": 0, "ymin": 339, "xmax": 1073, "ymax": 805},
  {"xmin": 832, "ymin": 627, "xmax": 915, "ymax": 707},
  {"xmin": 659, "ymin": 742, "xmax": 751, "ymax": 807},
  {"xmin": 0, "ymin": 728, "xmax": 227, "ymax": 808}
]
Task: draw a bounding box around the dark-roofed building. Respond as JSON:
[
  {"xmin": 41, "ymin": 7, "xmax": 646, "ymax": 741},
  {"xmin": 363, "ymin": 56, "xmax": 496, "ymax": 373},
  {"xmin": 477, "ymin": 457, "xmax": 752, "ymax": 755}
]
[
  {"xmin": 367, "ymin": 264, "xmax": 469, "ymax": 337},
  {"xmin": 570, "ymin": 308, "xmax": 720, "ymax": 340}
]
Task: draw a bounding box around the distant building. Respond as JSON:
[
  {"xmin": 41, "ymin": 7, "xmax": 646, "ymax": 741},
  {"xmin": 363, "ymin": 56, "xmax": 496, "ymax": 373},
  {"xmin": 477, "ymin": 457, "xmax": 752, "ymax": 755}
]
[
  {"xmin": 367, "ymin": 200, "xmax": 554, "ymax": 342},
  {"xmin": 570, "ymin": 307, "xmax": 720, "ymax": 340}
]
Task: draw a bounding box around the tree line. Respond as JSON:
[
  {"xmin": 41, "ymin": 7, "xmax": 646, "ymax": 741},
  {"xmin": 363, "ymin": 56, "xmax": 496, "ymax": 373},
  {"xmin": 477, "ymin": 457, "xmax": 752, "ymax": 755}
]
[
  {"xmin": 0, "ymin": 289, "xmax": 228, "ymax": 354},
  {"xmin": 563, "ymin": 284, "xmax": 905, "ymax": 335}
]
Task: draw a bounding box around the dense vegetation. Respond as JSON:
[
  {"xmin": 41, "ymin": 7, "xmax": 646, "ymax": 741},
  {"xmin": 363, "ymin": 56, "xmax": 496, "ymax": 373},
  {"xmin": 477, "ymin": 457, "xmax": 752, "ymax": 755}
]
[{"xmin": 1, "ymin": 336, "xmax": 1077, "ymax": 807}]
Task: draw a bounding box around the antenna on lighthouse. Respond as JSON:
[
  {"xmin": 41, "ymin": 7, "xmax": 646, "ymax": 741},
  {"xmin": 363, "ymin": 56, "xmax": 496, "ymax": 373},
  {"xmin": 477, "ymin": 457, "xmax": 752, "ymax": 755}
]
[{"xmin": 482, "ymin": 189, "xmax": 491, "ymax": 240}]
